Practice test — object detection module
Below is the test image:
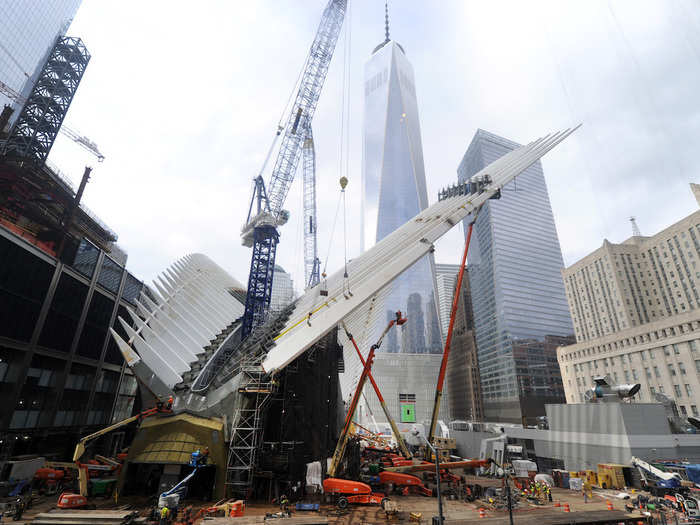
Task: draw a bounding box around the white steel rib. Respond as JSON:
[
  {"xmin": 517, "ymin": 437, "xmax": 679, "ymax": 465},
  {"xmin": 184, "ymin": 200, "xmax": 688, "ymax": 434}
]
[{"xmin": 262, "ymin": 126, "xmax": 580, "ymax": 374}]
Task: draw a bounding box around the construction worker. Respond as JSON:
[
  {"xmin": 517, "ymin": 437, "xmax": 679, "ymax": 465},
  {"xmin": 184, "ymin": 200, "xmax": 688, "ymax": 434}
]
[
  {"xmin": 279, "ymin": 494, "xmax": 289, "ymax": 512},
  {"xmin": 159, "ymin": 505, "xmax": 170, "ymax": 525}
]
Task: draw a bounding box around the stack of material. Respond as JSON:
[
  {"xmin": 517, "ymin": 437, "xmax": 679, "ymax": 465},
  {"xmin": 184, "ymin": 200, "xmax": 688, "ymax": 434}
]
[{"xmin": 31, "ymin": 509, "xmax": 139, "ymax": 525}]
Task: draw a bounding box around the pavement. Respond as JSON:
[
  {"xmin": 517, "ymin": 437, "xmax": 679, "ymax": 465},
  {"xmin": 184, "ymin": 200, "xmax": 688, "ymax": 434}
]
[{"xmin": 6, "ymin": 486, "xmax": 651, "ymax": 524}]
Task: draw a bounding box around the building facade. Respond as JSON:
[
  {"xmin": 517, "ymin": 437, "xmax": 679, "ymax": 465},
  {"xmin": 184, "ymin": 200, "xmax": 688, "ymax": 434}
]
[
  {"xmin": 358, "ymin": 353, "xmax": 449, "ymax": 427},
  {"xmin": 559, "ymin": 185, "xmax": 700, "ymax": 416},
  {"xmin": 435, "ymin": 263, "xmax": 460, "ymax": 341},
  {"xmin": 270, "ymin": 264, "xmax": 294, "ymax": 313},
  {"xmin": 445, "ymin": 268, "xmax": 484, "ymax": 421},
  {"xmin": 0, "ymin": 224, "xmax": 142, "ymax": 459},
  {"xmin": 458, "ymin": 129, "xmax": 573, "ymax": 424},
  {"xmin": 361, "ymin": 34, "xmax": 441, "ymax": 354},
  {"xmin": 0, "ymin": 0, "xmax": 82, "ymax": 131}
]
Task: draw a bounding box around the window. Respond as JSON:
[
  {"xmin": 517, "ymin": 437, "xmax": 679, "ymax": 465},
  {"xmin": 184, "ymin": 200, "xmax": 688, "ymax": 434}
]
[
  {"xmin": 632, "ymin": 369, "xmax": 638, "ymax": 381},
  {"xmin": 679, "ymin": 362, "xmax": 687, "ymax": 375},
  {"xmin": 659, "ymin": 385, "xmax": 665, "ymax": 393},
  {"xmin": 650, "ymin": 386, "xmax": 656, "ymax": 395},
  {"xmin": 654, "ymin": 366, "xmax": 661, "ymax": 378},
  {"xmin": 692, "ymin": 405, "xmax": 699, "ymax": 417},
  {"xmin": 0, "ymin": 236, "xmax": 54, "ymax": 342},
  {"xmin": 645, "ymin": 368, "xmax": 651, "ymax": 378},
  {"xmin": 664, "ymin": 346, "xmax": 671, "ymax": 356},
  {"xmin": 673, "ymin": 344, "xmax": 680, "ymax": 355},
  {"xmin": 641, "ymin": 351, "xmax": 647, "ymax": 361},
  {"xmin": 696, "ymin": 360, "xmax": 700, "ymax": 373},
  {"xmin": 690, "ymin": 341, "xmax": 698, "ymax": 353},
  {"xmin": 38, "ymin": 273, "xmax": 89, "ymax": 353},
  {"xmin": 674, "ymin": 384, "xmax": 682, "ymax": 397},
  {"xmin": 624, "ymin": 370, "xmax": 630, "ymax": 382},
  {"xmin": 680, "ymin": 406, "xmax": 688, "ymax": 416},
  {"xmin": 669, "ymin": 364, "xmax": 677, "ymax": 377},
  {"xmin": 686, "ymin": 384, "xmax": 693, "ymax": 397}
]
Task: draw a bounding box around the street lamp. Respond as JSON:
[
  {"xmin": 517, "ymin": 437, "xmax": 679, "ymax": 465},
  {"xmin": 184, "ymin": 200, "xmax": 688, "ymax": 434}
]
[{"xmin": 414, "ymin": 432, "xmax": 444, "ymax": 525}]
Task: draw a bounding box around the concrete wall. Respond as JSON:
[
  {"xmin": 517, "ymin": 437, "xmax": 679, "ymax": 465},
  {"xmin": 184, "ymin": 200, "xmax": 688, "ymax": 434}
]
[
  {"xmin": 504, "ymin": 403, "xmax": 700, "ymax": 471},
  {"xmin": 358, "ymin": 353, "xmax": 448, "ymax": 425},
  {"xmin": 452, "ymin": 429, "xmax": 495, "ymax": 459}
]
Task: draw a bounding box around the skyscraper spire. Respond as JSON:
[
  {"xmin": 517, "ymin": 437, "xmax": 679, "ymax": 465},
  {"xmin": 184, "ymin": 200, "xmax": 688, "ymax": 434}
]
[{"xmin": 385, "ymin": 0, "xmax": 390, "ymax": 43}]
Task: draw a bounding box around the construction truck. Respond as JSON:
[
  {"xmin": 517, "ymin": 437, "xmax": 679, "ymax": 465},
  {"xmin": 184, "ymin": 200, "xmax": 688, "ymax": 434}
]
[{"xmin": 631, "ymin": 456, "xmax": 682, "ymax": 495}]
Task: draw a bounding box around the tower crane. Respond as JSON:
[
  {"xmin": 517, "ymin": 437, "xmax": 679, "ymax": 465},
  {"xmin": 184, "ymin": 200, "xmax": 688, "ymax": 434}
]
[
  {"xmin": 303, "ymin": 126, "xmax": 321, "ymax": 288},
  {"xmin": 240, "ymin": 0, "xmax": 346, "ymax": 337},
  {"xmin": 0, "ymin": 78, "xmax": 105, "ymax": 162}
]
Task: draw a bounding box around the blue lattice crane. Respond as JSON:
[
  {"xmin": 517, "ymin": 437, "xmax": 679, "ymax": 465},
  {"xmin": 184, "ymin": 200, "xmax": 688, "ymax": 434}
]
[{"xmin": 240, "ymin": 0, "xmax": 346, "ymax": 338}]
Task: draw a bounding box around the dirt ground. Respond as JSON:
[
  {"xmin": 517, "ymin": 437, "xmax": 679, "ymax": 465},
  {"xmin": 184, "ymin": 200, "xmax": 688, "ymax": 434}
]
[{"xmin": 7, "ymin": 486, "xmax": 648, "ymax": 524}]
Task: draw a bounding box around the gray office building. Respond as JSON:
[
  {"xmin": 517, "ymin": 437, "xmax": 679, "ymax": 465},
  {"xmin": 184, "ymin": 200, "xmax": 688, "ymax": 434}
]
[
  {"xmin": 458, "ymin": 129, "xmax": 573, "ymax": 424},
  {"xmin": 361, "ymin": 31, "xmax": 441, "ymax": 354},
  {"xmin": 0, "ymin": 0, "xmax": 82, "ymax": 131}
]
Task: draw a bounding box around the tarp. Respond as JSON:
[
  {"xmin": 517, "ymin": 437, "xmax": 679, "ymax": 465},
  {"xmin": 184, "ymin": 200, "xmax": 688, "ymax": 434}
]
[{"xmin": 686, "ymin": 464, "xmax": 700, "ymax": 485}]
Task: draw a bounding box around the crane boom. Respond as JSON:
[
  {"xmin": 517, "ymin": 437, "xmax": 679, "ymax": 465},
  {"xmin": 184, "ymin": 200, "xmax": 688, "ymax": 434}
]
[
  {"xmin": 303, "ymin": 127, "xmax": 320, "ymax": 288},
  {"xmin": 240, "ymin": 0, "xmax": 346, "ymax": 337}
]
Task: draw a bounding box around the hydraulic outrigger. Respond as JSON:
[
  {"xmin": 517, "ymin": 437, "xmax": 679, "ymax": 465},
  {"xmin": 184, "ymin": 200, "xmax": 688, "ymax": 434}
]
[{"xmin": 329, "ymin": 312, "xmax": 407, "ymax": 477}]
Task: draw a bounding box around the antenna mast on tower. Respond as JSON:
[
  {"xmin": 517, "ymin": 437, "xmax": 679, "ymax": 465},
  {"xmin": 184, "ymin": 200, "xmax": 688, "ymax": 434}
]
[{"xmin": 630, "ymin": 216, "xmax": 642, "ymax": 237}]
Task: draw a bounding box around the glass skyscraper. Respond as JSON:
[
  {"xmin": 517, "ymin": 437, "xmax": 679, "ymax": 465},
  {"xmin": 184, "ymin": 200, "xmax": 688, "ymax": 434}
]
[
  {"xmin": 0, "ymin": 0, "xmax": 82, "ymax": 130},
  {"xmin": 361, "ymin": 36, "xmax": 441, "ymax": 354},
  {"xmin": 458, "ymin": 129, "xmax": 574, "ymax": 424}
]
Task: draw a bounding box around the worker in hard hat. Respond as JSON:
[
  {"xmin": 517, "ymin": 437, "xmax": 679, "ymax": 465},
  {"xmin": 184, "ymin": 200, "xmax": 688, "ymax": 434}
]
[{"xmin": 159, "ymin": 505, "xmax": 170, "ymax": 525}]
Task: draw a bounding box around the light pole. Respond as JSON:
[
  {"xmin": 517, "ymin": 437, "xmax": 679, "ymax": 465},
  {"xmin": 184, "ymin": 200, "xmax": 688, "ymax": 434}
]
[{"xmin": 418, "ymin": 434, "xmax": 444, "ymax": 525}]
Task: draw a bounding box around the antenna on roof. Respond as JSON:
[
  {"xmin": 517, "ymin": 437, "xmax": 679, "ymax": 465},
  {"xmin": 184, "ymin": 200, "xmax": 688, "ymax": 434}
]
[
  {"xmin": 384, "ymin": 0, "xmax": 390, "ymax": 43},
  {"xmin": 630, "ymin": 216, "xmax": 641, "ymax": 237}
]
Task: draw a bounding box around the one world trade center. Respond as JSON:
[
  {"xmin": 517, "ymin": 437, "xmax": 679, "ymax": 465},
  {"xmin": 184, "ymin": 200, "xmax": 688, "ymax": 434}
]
[{"xmin": 361, "ymin": 13, "xmax": 442, "ymax": 355}]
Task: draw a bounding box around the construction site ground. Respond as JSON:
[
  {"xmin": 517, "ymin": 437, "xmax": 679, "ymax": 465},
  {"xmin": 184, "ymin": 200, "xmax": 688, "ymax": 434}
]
[{"xmin": 8, "ymin": 487, "xmax": 658, "ymax": 525}]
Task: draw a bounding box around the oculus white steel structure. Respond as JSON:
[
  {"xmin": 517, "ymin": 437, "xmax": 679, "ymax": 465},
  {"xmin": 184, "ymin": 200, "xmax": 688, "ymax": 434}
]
[{"xmin": 109, "ymin": 125, "xmax": 578, "ymax": 494}]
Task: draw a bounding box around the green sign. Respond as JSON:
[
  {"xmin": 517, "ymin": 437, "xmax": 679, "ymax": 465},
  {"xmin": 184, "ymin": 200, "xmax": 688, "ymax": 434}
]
[{"xmin": 400, "ymin": 403, "xmax": 416, "ymax": 423}]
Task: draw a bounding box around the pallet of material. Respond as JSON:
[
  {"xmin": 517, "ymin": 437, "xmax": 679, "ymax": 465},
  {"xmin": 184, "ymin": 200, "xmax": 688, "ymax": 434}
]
[{"xmin": 31, "ymin": 509, "xmax": 139, "ymax": 525}]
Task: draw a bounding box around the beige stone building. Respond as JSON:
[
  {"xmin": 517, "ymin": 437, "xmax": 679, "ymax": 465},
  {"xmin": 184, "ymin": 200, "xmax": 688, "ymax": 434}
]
[{"xmin": 558, "ymin": 185, "xmax": 700, "ymax": 416}]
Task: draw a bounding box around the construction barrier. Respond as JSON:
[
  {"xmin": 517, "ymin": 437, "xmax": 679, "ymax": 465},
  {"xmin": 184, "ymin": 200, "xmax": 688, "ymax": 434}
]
[
  {"xmin": 607, "ymin": 500, "xmax": 614, "ymax": 511},
  {"xmin": 563, "ymin": 503, "xmax": 570, "ymax": 513},
  {"xmin": 479, "ymin": 508, "xmax": 486, "ymax": 518}
]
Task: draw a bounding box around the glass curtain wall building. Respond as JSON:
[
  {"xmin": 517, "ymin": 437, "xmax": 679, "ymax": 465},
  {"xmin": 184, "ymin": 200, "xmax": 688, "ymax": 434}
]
[
  {"xmin": 0, "ymin": 226, "xmax": 142, "ymax": 459},
  {"xmin": 458, "ymin": 129, "xmax": 573, "ymax": 424},
  {"xmin": 0, "ymin": 0, "xmax": 82, "ymax": 130},
  {"xmin": 361, "ymin": 37, "xmax": 441, "ymax": 354}
]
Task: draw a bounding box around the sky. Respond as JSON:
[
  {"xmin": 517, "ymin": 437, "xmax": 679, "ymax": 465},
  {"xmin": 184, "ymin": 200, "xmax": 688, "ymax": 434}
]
[{"xmin": 46, "ymin": 0, "xmax": 700, "ymax": 294}]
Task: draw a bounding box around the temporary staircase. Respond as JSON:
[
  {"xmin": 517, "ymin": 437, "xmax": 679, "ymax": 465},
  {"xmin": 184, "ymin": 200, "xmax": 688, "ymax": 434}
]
[{"xmin": 226, "ymin": 356, "xmax": 277, "ymax": 498}]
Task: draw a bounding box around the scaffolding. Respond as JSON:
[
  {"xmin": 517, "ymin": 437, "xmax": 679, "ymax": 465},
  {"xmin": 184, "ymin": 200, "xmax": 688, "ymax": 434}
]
[{"xmin": 226, "ymin": 355, "xmax": 277, "ymax": 498}]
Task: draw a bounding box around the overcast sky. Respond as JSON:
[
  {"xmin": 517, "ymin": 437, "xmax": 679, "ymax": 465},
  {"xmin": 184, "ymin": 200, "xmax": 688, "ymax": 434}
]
[{"xmin": 48, "ymin": 0, "xmax": 700, "ymax": 293}]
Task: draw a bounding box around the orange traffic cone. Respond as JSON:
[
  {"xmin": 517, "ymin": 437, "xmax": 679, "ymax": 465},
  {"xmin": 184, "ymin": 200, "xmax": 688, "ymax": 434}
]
[
  {"xmin": 554, "ymin": 501, "xmax": 561, "ymax": 507},
  {"xmin": 563, "ymin": 503, "xmax": 571, "ymax": 513},
  {"xmin": 479, "ymin": 508, "xmax": 486, "ymax": 518},
  {"xmin": 607, "ymin": 500, "xmax": 614, "ymax": 511}
]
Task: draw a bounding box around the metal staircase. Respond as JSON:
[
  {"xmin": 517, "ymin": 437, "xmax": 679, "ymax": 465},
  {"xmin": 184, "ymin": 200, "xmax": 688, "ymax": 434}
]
[{"xmin": 226, "ymin": 356, "xmax": 277, "ymax": 498}]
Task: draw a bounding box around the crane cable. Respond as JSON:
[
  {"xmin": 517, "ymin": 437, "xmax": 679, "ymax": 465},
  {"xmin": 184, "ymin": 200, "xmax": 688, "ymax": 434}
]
[{"xmin": 321, "ymin": 1, "xmax": 353, "ymax": 296}]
